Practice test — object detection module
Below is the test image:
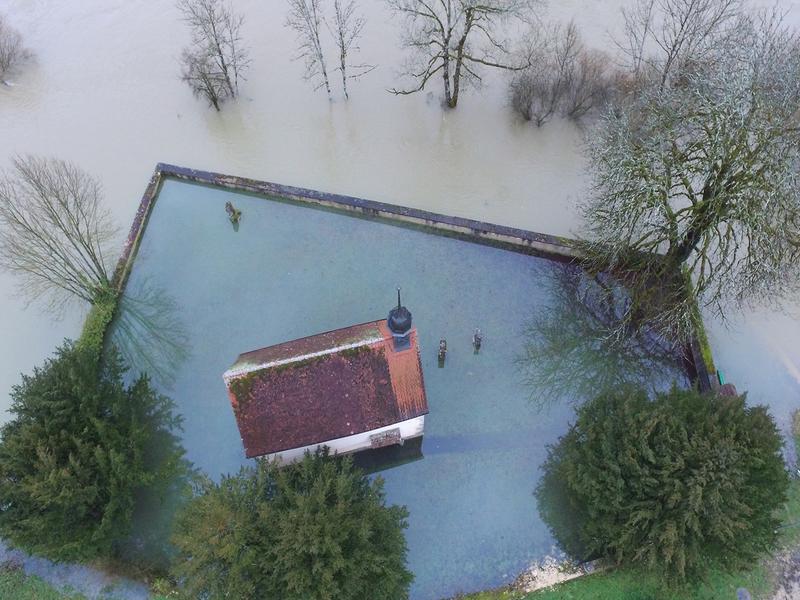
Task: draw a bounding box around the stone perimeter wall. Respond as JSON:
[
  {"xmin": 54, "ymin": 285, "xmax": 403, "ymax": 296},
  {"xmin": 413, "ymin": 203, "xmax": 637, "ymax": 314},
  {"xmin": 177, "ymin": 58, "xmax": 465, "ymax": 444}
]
[{"xmin": 111, "ymin": 163, "xmax": 714, "ymax": 392}]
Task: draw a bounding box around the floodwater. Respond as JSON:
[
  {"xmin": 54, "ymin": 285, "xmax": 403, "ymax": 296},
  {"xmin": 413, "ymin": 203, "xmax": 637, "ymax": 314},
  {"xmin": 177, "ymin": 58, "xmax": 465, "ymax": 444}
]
[
  {"xmin": 106, "ymin": 179, "xmax": 687, "ymax": 599},
  {"xmin": 1, "ymin": 0, "xmax": 800, "ymax": 597}
]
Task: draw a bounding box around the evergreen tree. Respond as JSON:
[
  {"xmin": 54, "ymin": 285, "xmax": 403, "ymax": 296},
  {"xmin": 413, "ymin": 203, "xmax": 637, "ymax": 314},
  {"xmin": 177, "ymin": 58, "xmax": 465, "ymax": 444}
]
[
  {"xmin": 0, "ymin": 341, "xmax": 187, "ymax": 562},
  {"xmin": 172, "ymin": 448, "xmax": 413, "ymax": 599},
  {"xmin": 537, "ymin": 386, "xmax": 789, "ymax": 579}
]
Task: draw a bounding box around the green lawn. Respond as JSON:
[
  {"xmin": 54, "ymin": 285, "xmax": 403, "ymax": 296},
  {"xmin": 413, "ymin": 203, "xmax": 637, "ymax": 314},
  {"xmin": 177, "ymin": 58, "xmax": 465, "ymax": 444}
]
[{"xmin": 0, "ymin": 563, "xmax": 177, "ymax": 600}]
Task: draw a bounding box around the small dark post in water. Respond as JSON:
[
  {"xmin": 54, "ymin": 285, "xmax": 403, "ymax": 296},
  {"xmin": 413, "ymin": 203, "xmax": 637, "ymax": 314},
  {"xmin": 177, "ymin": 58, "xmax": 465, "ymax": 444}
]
[
  {"xmin": 473, "ymin": 328, "xmax": 482, "ymax": 354},
  {"xmin": 438, "ymin": 338, "xmax": 447, "ymax": 367},
  {"xmin": 225, "ymin": 201, "xmax": 242, "ymax": 230}
]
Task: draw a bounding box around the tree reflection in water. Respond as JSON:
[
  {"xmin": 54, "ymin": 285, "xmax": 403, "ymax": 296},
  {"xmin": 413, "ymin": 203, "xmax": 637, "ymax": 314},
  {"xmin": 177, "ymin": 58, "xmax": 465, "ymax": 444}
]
[
  {"xmin": 109, "ymin": 278, "xmax": 191, "ymax": 389},
  {"xmin": 517, "ymin": 265, "xmax": 687, "ymax": 412}
]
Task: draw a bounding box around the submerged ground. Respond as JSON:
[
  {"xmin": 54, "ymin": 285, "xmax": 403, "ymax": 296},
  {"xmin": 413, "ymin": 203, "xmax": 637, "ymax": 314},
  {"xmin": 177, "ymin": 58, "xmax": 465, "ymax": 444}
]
[{"xmin": 107, "ymin": 179, "xmax": 686, "ymax": 599}]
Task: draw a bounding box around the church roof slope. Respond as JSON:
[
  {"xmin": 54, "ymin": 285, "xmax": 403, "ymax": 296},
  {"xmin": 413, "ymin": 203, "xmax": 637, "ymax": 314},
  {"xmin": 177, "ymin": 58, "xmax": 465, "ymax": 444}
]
[{"xmin": 224, "ymin": 321, "xmax": 428, "ymax": 458}]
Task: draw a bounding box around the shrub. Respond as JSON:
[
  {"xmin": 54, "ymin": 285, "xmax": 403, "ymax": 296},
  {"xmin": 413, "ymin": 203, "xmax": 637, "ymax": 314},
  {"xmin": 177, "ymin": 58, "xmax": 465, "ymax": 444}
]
[
  {"xmin": 537, "ymin": 386, "xmax": 789, "ymax": 580},
  {"xmin": 0, "ymin": 341, "xmax": 187, "ymax": 562},
  {"xmin": 171, "ymin": 448, "xmax": 413, "ymax": 599},
  {"xmin": 509, "ymin": 21, "xmax": 614, "ymax": 126},
  {"xmin": 76, "ymin": 289, "xmax": 117, "ymax": 356},
  {"xmin": 0, "ymin": 15, "xmax": 33, "ymax": 81}
]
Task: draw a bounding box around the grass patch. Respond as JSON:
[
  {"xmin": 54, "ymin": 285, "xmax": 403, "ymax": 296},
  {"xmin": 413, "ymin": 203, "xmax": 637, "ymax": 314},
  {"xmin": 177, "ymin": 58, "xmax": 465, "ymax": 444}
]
[
  {"xmin": 0, "ymin": 563, "xmax": 84, "ymax": 600},
  {"xmin": 76, "ymin": 291, "xmax": 118, "ymax": 356},
  {"xmin": 0, "ymin": 562, "xmax": 176, "ymax": 600},
  {"xmin": 519, "ymin": 562, "xmax": 773, "ymax": 600}
]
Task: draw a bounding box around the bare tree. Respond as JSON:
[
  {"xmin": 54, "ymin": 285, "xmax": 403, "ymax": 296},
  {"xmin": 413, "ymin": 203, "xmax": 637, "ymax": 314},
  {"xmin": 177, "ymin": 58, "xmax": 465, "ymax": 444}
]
[
  {"xmin": 181, "ymin": 49, "xmax": 227, "ymax": 111},
  {"xmin": 563, "ymin": 48, "xmax": 613, "ymax": 120},
  {"xmin": 0, "ymin": 156, "xmax": 118, "ymax": 311},
  {"xmin": 177, "ymin": 0, "xmax": 249, "ymax": 110},
  {"xmin": 509, "ymin": 22, "xmax": 613, "ymax": 126},
  {"xmin": 509, "ymin": 27, "xmax": 564, "ymax": 126},
  {"xmin": 287, "ymin": 0, "xmax": 331, "ymax": 97},
  {"xmin": 616, "ymin": 0, "xmax": 742, "ymax": 91},
  {"xmin": 386, "ymin": 0, "xmax": 538, "ymax": 109},
  {"xmin": 326, "ymin": 0, "xmax": 374, "ymax": 99},
  {"xmin": 581, "ymin": 11, "xmax": 800, "ymax": 341},
  {"xmin": 0, "ymin": 14, "xmax": 32, "ymax": 84}
]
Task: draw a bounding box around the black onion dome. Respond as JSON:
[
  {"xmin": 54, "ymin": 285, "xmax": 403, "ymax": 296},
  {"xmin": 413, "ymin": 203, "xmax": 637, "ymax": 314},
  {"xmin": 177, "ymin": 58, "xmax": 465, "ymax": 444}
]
[{"xmin": 388, "ymin": 289, "xmax": 412, "ymax": 336}]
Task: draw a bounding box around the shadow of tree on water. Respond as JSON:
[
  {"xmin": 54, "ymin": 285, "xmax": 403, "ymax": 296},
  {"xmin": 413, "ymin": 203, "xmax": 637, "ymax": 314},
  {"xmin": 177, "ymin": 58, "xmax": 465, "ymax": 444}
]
[
  {"xmin": 516, "ymin": 265, "xmax": 687, "ymax": 412},
  {"xmin": 101, "ymin": 280, "xmax": 195, "ymax": 576},
  {"xmin": 111, "ymin": 428, "xmax": 198, "ymax": 580},
  {"xmin": 108, "ymin": 279, "xmax": 191, "ymax": 389}
]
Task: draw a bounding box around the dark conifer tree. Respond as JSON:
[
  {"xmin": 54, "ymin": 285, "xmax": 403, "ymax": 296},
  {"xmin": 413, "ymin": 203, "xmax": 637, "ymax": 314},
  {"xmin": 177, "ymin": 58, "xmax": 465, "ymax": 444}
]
[
  {"xmin": 537, "ymin": 386, "xmax": 789, "ymax": 579},
  {"xmin": 0, "ymin": 342, "xmax": 187, "ymax": 562},
  {"xmin": 172, "ymin": 448, "xmax": 413, "ymax": 599}
]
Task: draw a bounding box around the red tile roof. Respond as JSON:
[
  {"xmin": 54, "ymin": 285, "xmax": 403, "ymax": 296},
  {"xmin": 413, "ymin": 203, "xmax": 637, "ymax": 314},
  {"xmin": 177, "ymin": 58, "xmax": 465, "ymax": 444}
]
[{"xmin": 224, "ymin": 320, "xmax": 428, "ymax": 458}]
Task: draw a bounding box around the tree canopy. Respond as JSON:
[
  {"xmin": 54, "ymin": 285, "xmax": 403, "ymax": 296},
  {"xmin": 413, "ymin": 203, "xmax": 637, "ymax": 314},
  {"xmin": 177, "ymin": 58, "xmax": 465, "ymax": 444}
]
[
  {"xmin": 171, "ymin": 448, "xmax": 413, "ymax": 600},
  {"xmin": 537, "ymin": 386, "xmax": 789, "ymax": 579},
  {"xmin": 581, "ymin": 11, "xmax": 800, "ymax": 340},
  {"xmin": 0, "ymin": 341, "xmax": 187, "ymax": 562}
]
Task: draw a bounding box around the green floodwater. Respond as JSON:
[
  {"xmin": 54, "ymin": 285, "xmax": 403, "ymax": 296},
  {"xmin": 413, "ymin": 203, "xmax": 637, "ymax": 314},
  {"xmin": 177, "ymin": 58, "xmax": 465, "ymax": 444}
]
[{"xmin": 108, "ymin": 179, "xmax": 686, "ymax": 600}]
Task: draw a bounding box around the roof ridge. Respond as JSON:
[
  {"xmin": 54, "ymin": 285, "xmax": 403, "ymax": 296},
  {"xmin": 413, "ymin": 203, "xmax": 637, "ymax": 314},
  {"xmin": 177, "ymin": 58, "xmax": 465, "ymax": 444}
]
[{"xmin": 223, "ymin": 335, "xmax": 384, "ymax": 380}]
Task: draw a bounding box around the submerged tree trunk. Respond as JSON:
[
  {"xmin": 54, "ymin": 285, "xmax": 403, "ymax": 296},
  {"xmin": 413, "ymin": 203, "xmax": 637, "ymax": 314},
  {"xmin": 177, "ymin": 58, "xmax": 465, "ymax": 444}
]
[{"xmin": 442, "ymin": 36, "xmax": 453, "ymax": 108}]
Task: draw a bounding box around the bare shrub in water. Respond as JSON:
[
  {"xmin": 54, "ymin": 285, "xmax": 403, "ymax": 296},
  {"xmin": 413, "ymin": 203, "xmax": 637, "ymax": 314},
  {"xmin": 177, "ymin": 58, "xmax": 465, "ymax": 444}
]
[
  {"xmin": 0, "ymin": 14, "xmax": 32, "ymax": 83},
  {"xmin": 177, "ymin": 0, "xmax": 250, "ymax": 111},
  {"xmin": 0, "ymin": 156, "xmax": 118, "ymax": 311},
  {"xmin": 509, "ymin": 22, "xmax": 614, "ymax": 126}
]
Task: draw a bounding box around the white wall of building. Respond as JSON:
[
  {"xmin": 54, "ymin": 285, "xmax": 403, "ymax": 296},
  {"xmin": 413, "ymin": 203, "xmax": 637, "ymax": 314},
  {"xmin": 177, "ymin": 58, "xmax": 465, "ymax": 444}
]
[{"xmin": 266, "ymin": 415, "xmax": 425, "ymax": 465}]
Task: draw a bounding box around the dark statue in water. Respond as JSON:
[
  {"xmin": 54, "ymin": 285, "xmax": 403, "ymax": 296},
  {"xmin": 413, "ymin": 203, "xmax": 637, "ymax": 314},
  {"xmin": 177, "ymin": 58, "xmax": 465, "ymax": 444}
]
[
  {"xmin": 225, "ymin": 201, "xmax": 242, "ymax": 231},
  {"xmin": 438, "ymin": 338, "xmax": 447, "ymax": 367},
  {"xmin": 473, "ymin": 328, "xmax": 482, "ymax": 353}
]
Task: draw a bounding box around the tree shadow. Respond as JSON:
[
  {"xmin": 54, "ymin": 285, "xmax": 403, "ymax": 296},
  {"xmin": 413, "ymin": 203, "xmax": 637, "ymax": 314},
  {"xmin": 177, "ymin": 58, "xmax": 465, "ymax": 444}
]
[
  {"xmin": 110, "ymin": 416, "xmax": 198, "ymax": 580},
  {"xmin": 535, "ymin": 438, "xmax": 593, "ymax": 564},
  {"xmin": 108, "ymin": 279, "xmax": 191, "ymax": 389},
  {"xmin": 516, "ymin": 265, "xmax": 687, "ymax": 412}
]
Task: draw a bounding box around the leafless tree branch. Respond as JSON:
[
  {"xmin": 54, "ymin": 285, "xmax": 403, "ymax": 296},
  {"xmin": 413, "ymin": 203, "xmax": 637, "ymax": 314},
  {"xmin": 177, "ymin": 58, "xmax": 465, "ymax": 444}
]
[
  {"xmin": 615, "ymin": 0, "xmax": 743, "ymax": 91},
  {"xmin": 177, "ymin": 0, "xmax": 250, "ymax": 111},
  {"xmin": 386, "ymin": 0, "xmax": 540, "ymax": 108},
  {"xmin": 325, "ymin": 0, "xmax": 375, "ymax": 99},
  {"xmin": 287, "ymin": 0, "xmax": 332, "ymax": 97},
  {"xmin": 582, "ymin": 10, "xmax": 800, "ymax": 342},
  {"xmin": 0, "ymin": 156, "xmax": 119, "ymax": 312}
]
